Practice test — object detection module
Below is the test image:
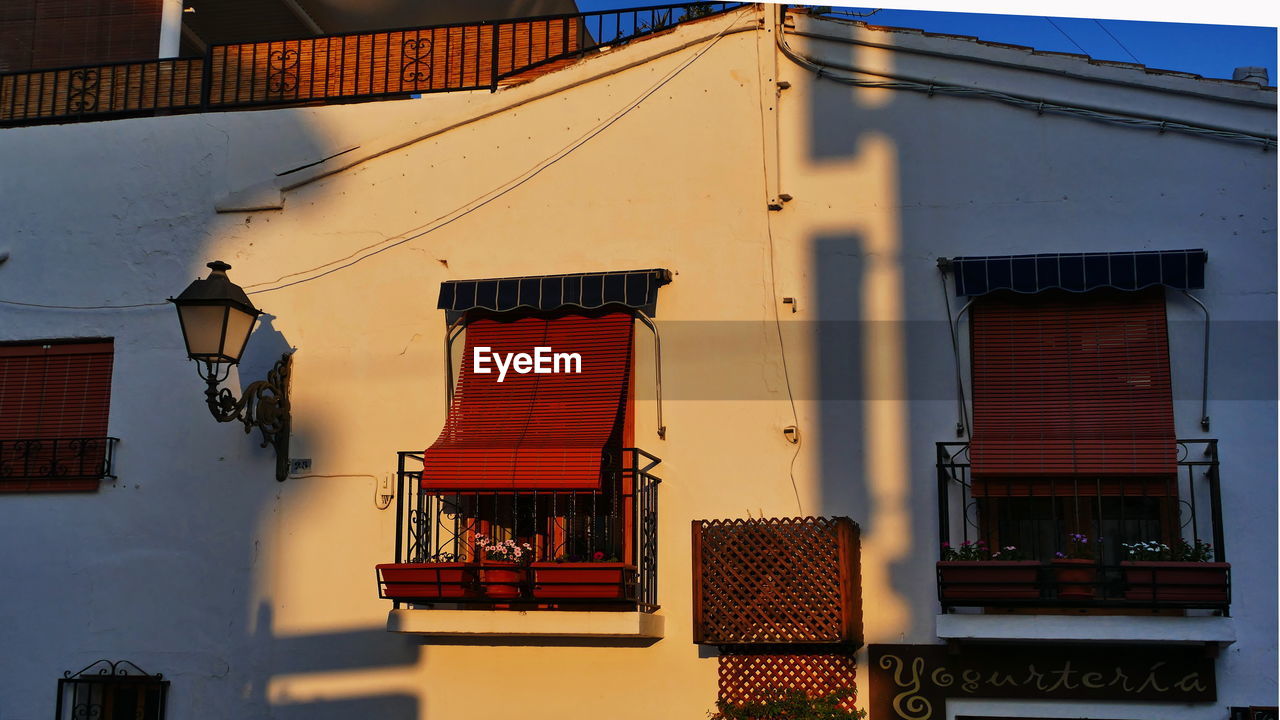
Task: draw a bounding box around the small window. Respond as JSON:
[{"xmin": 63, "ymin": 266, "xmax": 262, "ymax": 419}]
[
  {"xmin": 56, "ymin": 660, "xmax": 168, "ymax": 720},
  {"xmin": 0, "ymin": 339, "xmax": 116, "ymax": 492}
]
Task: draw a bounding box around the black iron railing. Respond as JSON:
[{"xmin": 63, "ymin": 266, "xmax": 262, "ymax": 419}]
[
  {"xmin": 1, "ymin": 2, "xmax": 744, "ymax": 127},
  {"xmin": 391, "ymin": 447, "xmax": 662, "ymax": 611},
  {"xmin": 936, "ymin": 439, "xmax": 1229, "ymax": 613},
  {"xmin": 56, "ymin": 660, "xmax": 168, "ymax": 720},
  {"xmin": 0, "ymin": 437, "xmax": 118, "ymax": 488}
]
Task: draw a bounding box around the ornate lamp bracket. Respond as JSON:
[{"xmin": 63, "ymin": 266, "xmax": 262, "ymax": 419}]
[{"xmin": 199, "ymin": 353, "xmax": 292, "ymax": 481}]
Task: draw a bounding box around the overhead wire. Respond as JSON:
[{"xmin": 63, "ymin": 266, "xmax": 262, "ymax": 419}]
[
  {"xmin": 1042, "ymin": 17, "xmax": 1090, "ymax": 57},
  {"xmin": 1093, "ymin": 19, "xmax": 1141, "ymax": 65},
  {"xmin": 1, "ymin": 6, "xmax": 753, "ymax": 310},
  {"xmin": 245, "ymin": 6, "xmax": 751, "ymax": 296},
  {"xmin": 775, "ymin": 28, "xmax": 1276, "ymax": 150}
]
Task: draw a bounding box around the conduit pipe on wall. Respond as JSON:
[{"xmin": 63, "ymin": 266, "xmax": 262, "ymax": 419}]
[
  {"xmin": 937, "ymin": 260, "xmax": 970, "ymax": 438},
  {"xmin": 634, "ymin": 310, "xmax": 666, "ymax": 440},
  {"xmin": 776, "ymin": 30, "xmax": 1277, "ymax": 148},
  {"xmin": 1179, "ymin": 290, "xmax": 1212, "ymax": 431}
]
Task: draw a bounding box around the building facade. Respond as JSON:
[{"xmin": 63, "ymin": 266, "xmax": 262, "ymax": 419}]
[{"xmin": 0, "ymin": 4, "xmax": 1275, "ymax": 719}]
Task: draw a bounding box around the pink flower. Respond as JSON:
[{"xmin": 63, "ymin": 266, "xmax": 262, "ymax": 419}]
[{"xmin": 593, "ymin": 551, "xmax": 605, "ymax": 561}]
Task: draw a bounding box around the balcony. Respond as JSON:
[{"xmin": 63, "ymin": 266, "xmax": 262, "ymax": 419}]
[
  {"xmin": 379, "ymin": 447, "xmax": 661, "ymax": 638},
  {"xmin": 0, "ymin": 437, "xmax": 118, "ymax": 492},
  {"xmin": 0, "ymin": 2, "xmax": 743, "ymax": 128},
  {"xmin": 935, "ymin": 439, "xmax": 1229, "ymax": 615}
]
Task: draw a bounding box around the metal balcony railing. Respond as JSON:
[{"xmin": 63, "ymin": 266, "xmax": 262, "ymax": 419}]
[
  {"xmin": 936, "ymin": 439, "xmax": 1229, "ymax": 613},
  {"xmin": 0, "ymin": 437, "xmax": 118, "ymax": 490},
  {"xmin": 0, "ymin": 2, "xmax": 744, "ymax": 127},
  {"xmin": 389, "ymin": 447, "xmax": 661, "ymax": 611}
]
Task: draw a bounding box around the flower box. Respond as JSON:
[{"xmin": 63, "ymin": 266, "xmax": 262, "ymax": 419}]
[
  {"xmin": 937, "ymin": 561, "xmax": 1040, "ymax": 600},
  {"xmin": 531, "ymin": 562, "xmax": 636, "ymax": 601},
  {"xmin": 1051, "ymin": 558, "xmax": 1098, "ymax": 600},
  {"xmin": 1122, "ymin": 561, "xmax": 1230, "ymax": 603},
  {"xmin": 478, "ymin": 561, "xmax": 526, "ymax": 599},
  {"xmin": 377, "ymin": 562, "xmax": 480, "ymax": 601}
]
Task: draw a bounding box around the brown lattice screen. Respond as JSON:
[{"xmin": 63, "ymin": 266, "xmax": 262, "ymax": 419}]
[
  {"xmin": 692, "ymin": 517, "xmax": 862, "ymax": 645},
  {"xmin": 717, "ymin": 647, "xmax": 859, "ymax": 713}
]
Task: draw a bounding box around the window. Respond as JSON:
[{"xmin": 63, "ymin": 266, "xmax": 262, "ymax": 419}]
[
  {"xmin": 0, "ymin": 339, "xmax": 115, "ymax": 492},
  {"xmin": 57, "ymin": 660, "xmax": 167, "ymax": 720},
  {"xmin": 379, "ymin": 270, "xmax": 668, "ymax": 609},
  {"xmin": 967, "ymin": 288, "xmax": 1177, "ymax": 562}
]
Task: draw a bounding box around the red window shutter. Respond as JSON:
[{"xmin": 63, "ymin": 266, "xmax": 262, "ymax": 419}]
[
  {"xmin": 0, "ymin": 341, "xmax": 113, "ymax": 440},
  {"xmin": 969, "ymin": 289, "xmax": 1176, "ymax": 493},
  {"xmin": 423, "ymin": 311, "xmax": 633, "ymax": 490},
  {"xmin": 0, "ymin": 340, "xmax": 114, "ymax": 492}
]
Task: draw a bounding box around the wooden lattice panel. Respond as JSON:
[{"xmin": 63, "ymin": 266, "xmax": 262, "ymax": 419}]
[
  {"xmin": 717, "ymin": 647, "xmax": 859, "ymax": 713},
  {"xmin": 692, "ymin": 517, "xmax": 862, "ymax": 645}
]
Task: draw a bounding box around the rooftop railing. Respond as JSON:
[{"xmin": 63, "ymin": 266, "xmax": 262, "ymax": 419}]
[{"xmin": 0, "ymin": 2, "xmax": 744, "ymax": 127}]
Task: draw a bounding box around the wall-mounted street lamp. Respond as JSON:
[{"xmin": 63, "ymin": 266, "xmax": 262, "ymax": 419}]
[{"xmin": 169, "ymin": 261, "xmax": 291, "ymax": 481}]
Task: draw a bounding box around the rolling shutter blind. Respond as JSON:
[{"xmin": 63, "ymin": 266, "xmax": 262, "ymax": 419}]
[
  {"xmin": 969, "ymin": 289, "xmax": 1176, "ymax": 494},
  {"xmin": 0, "ymin": 341, "xmax": 114, "ymax": 440},
  {"xmin": 0, "ymin": 340, "xmax": 114, "ymax": 491},
  {"xmin": 423, "ymin": 311, "xmax": 633, "ymax": 491}
]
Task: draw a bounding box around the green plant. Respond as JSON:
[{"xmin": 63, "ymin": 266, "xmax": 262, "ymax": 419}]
[
  {"xmin": 1171, "ymin": 538, "xmax": 1215, "ymax": 562},
  {"xmin": 940, "ymin": 539, "xmax": 988, "ymax": 560},
  {"xmin": 1123, "ymin": 538, "xmax": 1214, "ymax": 562},
  {"xmin": 941, "ymin": 540, "xmax": 1027, "ymax": 561},
  {"xmin": 681, "ymin": 3, "xmax": 718, "ymax": 21},
  {"xmin": 710, "ymin": 689, "xmax": 865, "ymax": 720}
]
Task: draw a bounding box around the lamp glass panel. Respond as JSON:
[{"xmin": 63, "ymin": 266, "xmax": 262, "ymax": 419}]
[
  {"xmin": 178, "ymin": 305, "xmax": 231, "ymax": 359},
  {"xmin": 221, "ymin": 306, "xmax": 258, "ymax": 363}
]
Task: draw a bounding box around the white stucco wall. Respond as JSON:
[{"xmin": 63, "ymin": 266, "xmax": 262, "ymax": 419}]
[{"xmin": 0, "ymin": 7, "xmax": 1274, "ymax": 720}]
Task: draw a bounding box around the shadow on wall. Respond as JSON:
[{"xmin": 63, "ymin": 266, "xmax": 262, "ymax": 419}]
[
  {"xmin": 247, "ymin": 604, "xmax": 420, "ymax": 720},
  {"xmin": 805, "ymin": 34, "xmax": 923, "ymax": 641},
  {"xmin": 175, "ymin": 107, "xmax": 425, "ymax": 718}
]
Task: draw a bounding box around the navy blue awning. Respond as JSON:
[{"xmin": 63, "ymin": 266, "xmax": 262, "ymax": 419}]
[
  {"xmin": 438, "ymin": 268, "xmax": 673, "ymax": 313},
  {"xmin": 946, "ymin": 249, "xmax": 1207, "ymax": 297}
]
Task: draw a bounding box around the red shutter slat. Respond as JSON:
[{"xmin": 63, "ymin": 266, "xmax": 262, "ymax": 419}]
[
  {"xmin": 969, "ymin": 289, "xmax": 1176, "ymax": 495},
  {"xmin": 0, "ymin": 340, "xmax": 113, "ymax": 491},
  {"xmin": 423, "ymin": 312, "xmax": 632, "ymax": 490}
]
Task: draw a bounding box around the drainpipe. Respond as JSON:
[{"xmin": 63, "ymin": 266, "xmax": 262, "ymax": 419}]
[{"xmin": 159, "ymin": 0, "xmax": 184, "ymax": 59}]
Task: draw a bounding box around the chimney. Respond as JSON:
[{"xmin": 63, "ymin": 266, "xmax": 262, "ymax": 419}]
[{"xmin": 1232, "ymin": 66, "xmax": 1269, "ymax": 85}]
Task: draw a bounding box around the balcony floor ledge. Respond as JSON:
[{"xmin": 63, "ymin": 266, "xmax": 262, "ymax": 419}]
[
  {"xmin": 388, "ymin": 609, "xmax": 664, "ymax": 638},
  {"xmin": 936, "ymin": 613, "xmax": 1234, "ymax": 645}
]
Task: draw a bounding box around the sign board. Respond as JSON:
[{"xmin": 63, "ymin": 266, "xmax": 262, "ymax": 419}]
[{"xmin": 869, "ymin": 644, "xmax": 1215, "ymax": 720}]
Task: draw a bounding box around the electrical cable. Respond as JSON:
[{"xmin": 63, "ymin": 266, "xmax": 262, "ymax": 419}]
[
  {"xmin": 1093, "ymin": 19, "xmax": 1141, "ymax": 65},
  {"xmin": 1043, "ymin": 17, "xmax": 1089, "ymax": 57},
  {"xmin": 289, "ymin": 473, "xmax": 393, "ymax": 509},
  {"xmin": 245, "ymin": 6, "xmax": 751, "ymax": 297},
  {"xmin": 755, "ymin": 7, "xmax": 804, "ymax": 516},
  {"xmin": 775, "ymin": 30, "xmax": 1276, "ymax": 150},
  {"xmin": 0, "ymin": 299, "xmax": 168, "ymax": 310},
  {"xmin": 1, "ymin": 7, "xmax": 753, "ymax": 310}
]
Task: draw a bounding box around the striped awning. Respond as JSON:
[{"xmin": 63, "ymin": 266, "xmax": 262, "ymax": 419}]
[
  {"xmin": 947, "ymin": 249, "xmax": 1206, "ymax": 297},
  {"xmin": 438, "ymin": 269, "xmax": 672, "ymax": 313}
]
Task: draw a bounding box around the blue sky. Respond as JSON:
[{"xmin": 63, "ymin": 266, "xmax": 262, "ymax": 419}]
[{"xmin": 575, "ymin": 1, "xmax": 1278, "ymax": 82}]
